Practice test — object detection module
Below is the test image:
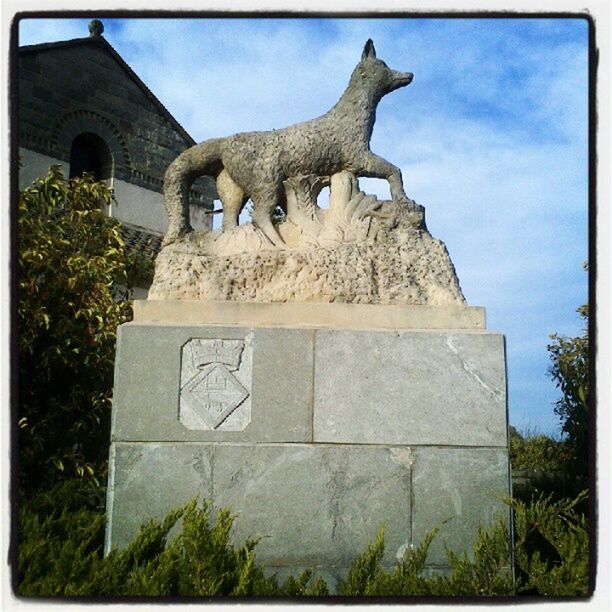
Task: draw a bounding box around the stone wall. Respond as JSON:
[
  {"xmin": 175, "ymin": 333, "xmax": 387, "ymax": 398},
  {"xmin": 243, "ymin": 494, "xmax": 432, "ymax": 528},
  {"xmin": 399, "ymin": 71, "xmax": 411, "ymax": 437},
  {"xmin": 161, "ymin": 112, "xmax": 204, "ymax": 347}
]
[
  {"xmin": 18, "ymin": 36, "xmax": 215, "ymax": 215},
  {"xmin": 105, "ymin": 304, "xmax": 512, "ymax": 590}
]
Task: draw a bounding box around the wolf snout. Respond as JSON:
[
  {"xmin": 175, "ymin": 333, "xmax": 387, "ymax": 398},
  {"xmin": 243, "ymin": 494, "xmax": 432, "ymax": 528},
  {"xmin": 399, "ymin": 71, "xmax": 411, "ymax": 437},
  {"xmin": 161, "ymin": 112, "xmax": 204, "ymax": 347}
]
[{"xmin": 390, "ymin": 70, "xmax": 413, "ymax": 90}]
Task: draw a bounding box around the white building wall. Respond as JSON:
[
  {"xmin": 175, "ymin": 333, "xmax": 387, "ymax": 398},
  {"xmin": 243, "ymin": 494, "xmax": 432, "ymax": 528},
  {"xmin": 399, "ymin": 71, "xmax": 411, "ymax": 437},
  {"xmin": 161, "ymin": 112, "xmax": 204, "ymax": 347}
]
[
  {"xmin": 19, "ymin": 148, "xmax": 68, "ymax": 189},
  {"xmin": 19, "ymin": 147, "xmax": 212, "ymax": 235},
  {"xmin": 111, "ymin": 179, "xmax": 212, "ymax": 235}
]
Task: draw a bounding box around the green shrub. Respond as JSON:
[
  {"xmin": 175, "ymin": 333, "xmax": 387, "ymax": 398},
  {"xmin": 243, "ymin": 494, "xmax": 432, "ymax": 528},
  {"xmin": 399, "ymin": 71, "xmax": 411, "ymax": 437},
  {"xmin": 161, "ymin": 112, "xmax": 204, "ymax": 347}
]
[
  {"xmin": 17, "ymin": 167, "xmax": 136, "ymax": 490},
  {"xmin": 336, "ymin": 491, "xmax": 588, "ymax": 597},
  {"xmin": 17, "ymin": 479, "xmax": 326, "ymax": 597},
  {"xmin": 511, "ymin": 490, "xmax": 589, "ymax": 596},
  {"xmin": 548, "ymin": 298, "xmax": 589, "ymax": 485},
  {"xmin": 17, "ymin": 479, "xmax": 589, "ymax": 598},
  {"xmin": 338, "ymin": 519, "xmax": 514, "ymax": 596},
  {"xmin": 509, "ymin": 428, "xmax": 567, "ymax": 472}
]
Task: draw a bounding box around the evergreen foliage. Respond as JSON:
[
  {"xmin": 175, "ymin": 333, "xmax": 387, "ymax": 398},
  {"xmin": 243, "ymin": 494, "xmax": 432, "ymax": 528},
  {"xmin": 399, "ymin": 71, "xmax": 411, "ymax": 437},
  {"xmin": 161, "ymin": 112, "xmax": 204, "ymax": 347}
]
[
  {"xmin": 17, "ymin": 479, "xmax": 589, "ymax": 598},
  {"xmin": 18, "ymin": 482, "xmax": 327, "ymax": 597},
  {"xmin": 17, "ymin": 167, "xmax": 134, "ymax": 491},
  {"xmin": 511, "ymin": 491, "xmax": 589, "ymax": 596}
]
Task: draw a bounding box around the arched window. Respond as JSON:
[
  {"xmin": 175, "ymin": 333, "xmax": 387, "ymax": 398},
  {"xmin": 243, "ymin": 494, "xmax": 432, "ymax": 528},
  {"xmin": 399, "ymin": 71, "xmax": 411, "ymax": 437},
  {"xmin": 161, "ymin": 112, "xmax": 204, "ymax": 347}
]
[{"xmin": 69, "ymin": 132, "xmax": 113, "ymax": 181}]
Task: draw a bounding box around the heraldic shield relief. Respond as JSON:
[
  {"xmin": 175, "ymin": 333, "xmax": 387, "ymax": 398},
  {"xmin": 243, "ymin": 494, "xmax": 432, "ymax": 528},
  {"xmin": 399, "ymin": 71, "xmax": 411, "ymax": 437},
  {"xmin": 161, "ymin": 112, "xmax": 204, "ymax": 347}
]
[{"xmin": 179, "ymin": 337, "xmax": 253, "ymax": 430}]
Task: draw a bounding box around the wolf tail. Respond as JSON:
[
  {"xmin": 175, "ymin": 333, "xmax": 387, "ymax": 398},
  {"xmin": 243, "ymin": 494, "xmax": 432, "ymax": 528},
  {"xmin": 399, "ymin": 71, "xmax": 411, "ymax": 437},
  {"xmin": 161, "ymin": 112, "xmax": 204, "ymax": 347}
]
[{"xmin": 163, "ymin": 138, "xmax": 224, "ymax": 245}]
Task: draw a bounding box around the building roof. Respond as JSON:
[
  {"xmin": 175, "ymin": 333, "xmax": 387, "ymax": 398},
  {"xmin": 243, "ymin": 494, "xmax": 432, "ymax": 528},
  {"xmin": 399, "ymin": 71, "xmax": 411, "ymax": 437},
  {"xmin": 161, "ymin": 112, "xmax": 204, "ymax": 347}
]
[
  {"xmin": 119, "ymin": 224, "xmax": 163, "ymax": 262},
  {"xmin": 19, "ymin": 32, "xmax": 197, "ymax": 147}
]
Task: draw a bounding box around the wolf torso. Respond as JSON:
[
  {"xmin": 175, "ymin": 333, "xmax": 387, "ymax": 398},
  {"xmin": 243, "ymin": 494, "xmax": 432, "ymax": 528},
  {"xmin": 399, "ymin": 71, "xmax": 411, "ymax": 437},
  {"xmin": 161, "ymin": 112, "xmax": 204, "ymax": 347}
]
[{"xmin": 220, "ymin": 101, "xmax": 375, "ymax": 189}]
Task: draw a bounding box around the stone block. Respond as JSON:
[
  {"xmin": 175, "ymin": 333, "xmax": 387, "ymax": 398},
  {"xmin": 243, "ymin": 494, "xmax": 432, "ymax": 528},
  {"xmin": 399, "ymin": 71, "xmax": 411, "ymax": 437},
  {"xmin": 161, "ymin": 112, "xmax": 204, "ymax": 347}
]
[
  {"xmin": 134, "ymin": 300, "xmax": 486, "ymax": 330},
  {"xmin": 104, "ymin": 442, "xmax": 214, "ymax": 554},
  {"xmin": 105, "ymin": 441, "xmax": 414, "ymax": 570},
  {"xmin": 211, "ymin": 444, "xmax": 412, "ymax": 569},
  {"xmin": 106, "ymin": 315, "xmax": 511, "ymax": 586},
  {"xmin": 411, "ymin": 447, "xmax": 512, "ymax": 566},
  {"xmin": 111, "ymin": 323, "xmax": 314, "ymax": 443},
  {"xmin": 313, "ymin": 330, "xmax": 507, "ymax": 446},
  {"xmin": 105, "ymin": 441, "xmax": 511, "ymax": 581}
]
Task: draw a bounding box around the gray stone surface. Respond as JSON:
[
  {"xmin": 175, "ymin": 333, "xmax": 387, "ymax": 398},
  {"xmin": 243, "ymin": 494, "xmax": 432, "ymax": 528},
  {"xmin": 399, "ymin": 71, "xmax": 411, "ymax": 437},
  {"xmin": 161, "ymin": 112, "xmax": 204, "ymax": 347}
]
[
  {"xmin": 112, "ymin": 323, "xmax": 314, "ymax": 443},
  {"xmin": 212, "ymin": 444, "xmax": 412, "ymax": 569},
  {"xmin": 134, "ymin": 300, "xmax": 486, "ymax": 330},
  {"xmin": 105, "ymin": 442, "xmax": 414, "ymax": 568},
  {"xmin": 113, "ymin": 322, "xmax": 506, "ymax": 447},
  {"xmin": 105, "ymin": 441, "xmax": 511, "ymax": 579},
  {"xmin": 179, "ymin": 337, "xmax": 253, "ymax": 431},
  {"xmin": 411, "ymin": 447, "xmax": 512, "ymax": 566},
  {"xmin": 313, "ymin": 330, "xmax": 507, "ymax": 446},
  {"xmin": 104, "ymin": 442, "xmax": 213, "ymax": 554},
  {"xmin": 106, "ymin": 319, "xmax": 512, "ymax": 583}
]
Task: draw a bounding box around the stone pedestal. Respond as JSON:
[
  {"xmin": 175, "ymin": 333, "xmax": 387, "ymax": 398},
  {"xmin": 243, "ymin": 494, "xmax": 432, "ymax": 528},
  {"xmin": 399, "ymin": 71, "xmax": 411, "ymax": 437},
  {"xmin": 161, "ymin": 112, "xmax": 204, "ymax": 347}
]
[{"xmin": 105, "ymin": 301, "xmax": 511, "ymax": 590}]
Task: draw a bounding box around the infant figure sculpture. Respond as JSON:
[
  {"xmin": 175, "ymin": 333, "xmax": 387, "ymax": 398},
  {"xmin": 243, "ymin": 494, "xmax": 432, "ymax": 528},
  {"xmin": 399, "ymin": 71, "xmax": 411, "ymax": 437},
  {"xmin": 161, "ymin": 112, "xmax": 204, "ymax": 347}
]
[{"xmin": 151, "ymin": 40, "xmax": 464, "ymax": 306}]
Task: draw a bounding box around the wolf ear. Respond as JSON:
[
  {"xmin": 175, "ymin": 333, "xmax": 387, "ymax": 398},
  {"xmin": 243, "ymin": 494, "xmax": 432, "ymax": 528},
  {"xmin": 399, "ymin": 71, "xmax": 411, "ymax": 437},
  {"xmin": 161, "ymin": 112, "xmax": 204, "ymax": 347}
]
[{"xmin": 362, "ymin": 39, "xmax": 376, "ymax": 61}]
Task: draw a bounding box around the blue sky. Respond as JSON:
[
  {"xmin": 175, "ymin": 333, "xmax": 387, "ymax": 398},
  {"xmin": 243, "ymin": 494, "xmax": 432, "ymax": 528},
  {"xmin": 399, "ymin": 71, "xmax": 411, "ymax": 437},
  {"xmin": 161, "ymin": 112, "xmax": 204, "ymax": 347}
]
[{"xmin": 18, "ymin": 17, "xmax": 590, "ymax": 436}]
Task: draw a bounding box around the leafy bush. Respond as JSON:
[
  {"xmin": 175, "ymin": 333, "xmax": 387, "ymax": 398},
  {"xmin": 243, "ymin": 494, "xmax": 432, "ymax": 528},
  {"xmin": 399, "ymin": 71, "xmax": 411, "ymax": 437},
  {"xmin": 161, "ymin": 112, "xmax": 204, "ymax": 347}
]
[
  {"xmin": 509, "ymin": 428, "xmax": 568, "ymax": 472},
  {"xmin": 548, "ymin": 298, "xmax": 589, "ymax": 484},
  {"xmin": 17, "ymin": 479, "xmax": 589, "ymax": 598},
  {"xmin": 17, "ymin": 167, "xmax": 134, "ymax": 490}
]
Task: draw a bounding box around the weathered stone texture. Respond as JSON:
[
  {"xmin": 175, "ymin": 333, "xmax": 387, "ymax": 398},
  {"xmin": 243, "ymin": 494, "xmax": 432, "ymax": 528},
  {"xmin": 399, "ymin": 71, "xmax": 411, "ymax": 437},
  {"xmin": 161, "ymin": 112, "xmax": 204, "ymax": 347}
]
[
  {"xmin": 149, "ymin": 228, "xmax": 464, "ymax": 304},
  {"xmin": 162, "ymin": 40, "xmax": 414, "ymax": 247},
  {"xmin": 411, "ymin": 447, "xmax": 512, "ymax": 566},
  {"xmin": 18, "ymin": 38, "xmax": 214, "ymax": 203},
  {"xmin": 212, "ymin": 444, "xmax": 412, "ymax": 569},
  {"xmin": 111, "ymin": 324, "xmax": 314, "ymax": 443},
  {"xmin": 105, "ymin": 441, "xmax": 510, "ymax": 576},
  {"xmin": 106, "ymin": 319, "xmax": 511, "ymax": 587},
  {"xmin": 105, "ymin": 442, "xmax": 414, "ymax": 568},
  {"xmin": 313, "ymin": 330, "xmax": 507, "ymax": 446},
  {"xmin": 104, "ymin": 442, "xmax": 214, "ymax": 554}
]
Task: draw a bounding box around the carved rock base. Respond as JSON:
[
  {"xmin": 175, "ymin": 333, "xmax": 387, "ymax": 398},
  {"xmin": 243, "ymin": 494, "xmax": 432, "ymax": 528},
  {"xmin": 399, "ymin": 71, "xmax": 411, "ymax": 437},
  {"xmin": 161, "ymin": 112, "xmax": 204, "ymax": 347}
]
[{"xmin": 148, "ymin": 229, "xmax": 465, "ymax": 305}]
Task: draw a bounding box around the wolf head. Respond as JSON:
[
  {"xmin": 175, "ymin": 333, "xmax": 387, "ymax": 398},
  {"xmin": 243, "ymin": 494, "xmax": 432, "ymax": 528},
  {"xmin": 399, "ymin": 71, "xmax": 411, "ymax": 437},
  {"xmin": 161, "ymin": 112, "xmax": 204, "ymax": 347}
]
[{"xmin": 351, "ymin": 39, "xmax": 413, "ymax": 101}]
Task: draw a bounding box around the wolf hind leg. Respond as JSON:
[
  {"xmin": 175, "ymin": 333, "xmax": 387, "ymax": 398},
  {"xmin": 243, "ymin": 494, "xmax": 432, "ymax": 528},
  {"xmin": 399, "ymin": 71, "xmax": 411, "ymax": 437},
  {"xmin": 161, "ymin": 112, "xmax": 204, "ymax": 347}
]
[
  {"xmin": 216, "ymin": 169, "xmax": 248, "ymax": 231},
  {"xmin": 163, "ymin": 152, "xmax": 197, "ymax": 245},
  {"xmin": 163, "ymin": 138, "xmax": 223, "ymax": 246}
]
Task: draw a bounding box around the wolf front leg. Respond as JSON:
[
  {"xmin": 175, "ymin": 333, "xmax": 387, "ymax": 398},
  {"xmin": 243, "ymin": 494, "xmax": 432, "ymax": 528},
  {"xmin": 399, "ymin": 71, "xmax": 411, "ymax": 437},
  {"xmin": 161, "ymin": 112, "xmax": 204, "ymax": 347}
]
[
  {"xmin": 250, "ymin": 185, "xmax": 285, "ymax": 247},
  {"xmin": 359, "ymin": 152, "xmax": 408, "ymax": 201}
]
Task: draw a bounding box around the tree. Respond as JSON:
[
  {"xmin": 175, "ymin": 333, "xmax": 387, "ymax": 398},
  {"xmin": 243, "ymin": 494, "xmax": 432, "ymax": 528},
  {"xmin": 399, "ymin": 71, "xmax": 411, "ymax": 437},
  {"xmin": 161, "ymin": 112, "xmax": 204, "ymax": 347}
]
[
  {"xmin": 17, "ymin": 166, "xmax": 133, "ymax": 492},
  {"xmin": 548, "ymin": 293, "xmax": 589, "ymax": 484}
]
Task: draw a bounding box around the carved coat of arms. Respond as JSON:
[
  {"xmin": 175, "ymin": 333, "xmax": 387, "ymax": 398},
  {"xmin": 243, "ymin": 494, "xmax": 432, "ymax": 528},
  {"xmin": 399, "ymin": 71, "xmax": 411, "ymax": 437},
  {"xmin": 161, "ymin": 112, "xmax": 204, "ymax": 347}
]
[{"xmin": 179, "ymin": 338, "xmax": 252, "ymax": 430}]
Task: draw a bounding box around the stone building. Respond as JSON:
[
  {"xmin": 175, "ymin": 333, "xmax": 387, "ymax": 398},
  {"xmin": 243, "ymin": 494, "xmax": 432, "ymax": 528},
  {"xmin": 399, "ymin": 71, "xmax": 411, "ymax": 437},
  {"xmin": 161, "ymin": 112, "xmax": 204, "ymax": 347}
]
[{"xmin": 17, "ymin": 19, "xmax": 216, "ymax": 295}]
